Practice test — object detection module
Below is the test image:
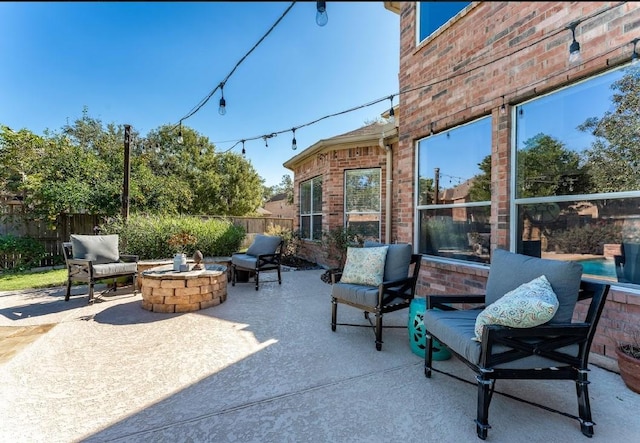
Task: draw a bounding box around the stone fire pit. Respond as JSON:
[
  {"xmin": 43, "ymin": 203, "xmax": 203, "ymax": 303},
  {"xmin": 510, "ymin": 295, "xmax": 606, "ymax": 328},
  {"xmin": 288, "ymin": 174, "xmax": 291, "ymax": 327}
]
[{"xmin": 139, "ymin": 264, "xmax": 227, "ymax": 313}]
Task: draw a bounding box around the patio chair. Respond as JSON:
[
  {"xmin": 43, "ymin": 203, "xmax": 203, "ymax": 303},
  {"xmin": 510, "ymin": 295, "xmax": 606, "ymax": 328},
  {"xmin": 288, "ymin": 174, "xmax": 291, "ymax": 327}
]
[
  {"xmin": 63, "ymin": 234, "xmax": 139, "ymax": 304},
  {"xmin": 423, "ymin": 248, "xmax": 610, "ymax": 440},
  {"xmin": 614, "ymin": 242, "xmax": 640, "ymax": 284},
  {"xmin": 230, "ymin": 234, "xmax": 283, "ymax": 291},
  {"xmin": 330, "ymin": 242, "xmax": 422, "ymax": 351}
]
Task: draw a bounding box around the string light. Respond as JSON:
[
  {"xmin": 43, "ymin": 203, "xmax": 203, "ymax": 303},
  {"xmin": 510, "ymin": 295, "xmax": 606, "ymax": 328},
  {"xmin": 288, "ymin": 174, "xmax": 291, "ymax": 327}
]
[
  {"xmin": 500, "ymin": 95, "xmax": 506, "ymax": 115},
  {"xmin": 388, "ymin": 95, "xmax": 395, "ymax": 124},
  {"xmin": 177, "ymin": 121, "xmax": 184, "ymax": 144},
  {"xmin": 631, "ymin": 38, "xmax": 640, "ymax": 64},
  {"xmin": 567, "ymin": 21, "xmax": 581, "ymax": 64},
  {"xmin": 316, "ymin": 1, "xmax": 328, "ymax": 27},
  {"xmin": 218, "ymin": 83, "xmax": 226, "ymax": 116},
  {"xmin": 241, "ymin": 140, "xmax": 246, "ymax": 157},
  {"xmin": 211, "ymin": 3, "xmax": 627, "ymax": 156},
  {"xmin": 291, "ymin": 128, "xmax": 297, "ymax": 151}
]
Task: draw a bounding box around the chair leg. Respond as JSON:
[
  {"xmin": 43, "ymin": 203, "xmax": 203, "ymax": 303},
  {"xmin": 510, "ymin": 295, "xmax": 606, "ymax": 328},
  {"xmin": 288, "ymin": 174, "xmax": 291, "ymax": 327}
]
[
  {"xmin": 255, "ymin": 270, "xmax": 259, "ymax": 291},
  {"xmin": 65, "ymin": 278, "xmax": 72, "ymax": 301},
  {"xmin": 424, "ymin": 333, "xmax": 433, "ymax": 377},
  {"xmin": 576, "ymin": 368, "xmax": 595, "ymax": 437},
  {"xmin": 231, "ymin": 264, "xmax": 236, "ymax": 287},
  {"xmin": 88, "ymin": 282, "xmax": 95, "ymax": 304},
  {"xmin": 375, "ymin": 312, "xmax": 383, "ymax": 351},
  {"xmin": 331, "ymin": 298, "xmax": 337, "ymax": 332},
  {"xmin": 475, "ymin": 373, "xmax": 493, "ymax": 440},
  {"xmin": 277, "ymin": 266, "xmax": 281, "ymax": 285}
]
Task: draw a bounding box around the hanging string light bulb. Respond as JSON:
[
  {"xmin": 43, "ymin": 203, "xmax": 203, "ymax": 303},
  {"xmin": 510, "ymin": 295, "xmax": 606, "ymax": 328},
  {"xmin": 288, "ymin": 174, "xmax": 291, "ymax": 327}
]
[
  {"xmin": 316, "ymin": 1, "xmax": 328, "ymax": 27},
  {"xmin": 567, "ymin": 21, "xmax": 581, "ymax": 64},
  {"xmin": 291, "ymin": 128, "xmax": 297, "ymax": 151},
  {"xmin": 263, "ymin": 135, "xmax": 269, "ymax": 149},
  {"xmin": 177, "ymin": 121, "xmax": 184, "ymax": 144},
  {"xmin": 500, "ymin": 95, "xmax": 506, "ymax": 115},
  {"xmin": 218, "ymin": 83, "xmax": 226, "ymax": 115},
  {"xmin": 631, "ymin": 38, "xmax": 639, "ymax": 64},
  {"xmin": 241, "ymin": 140, "xmax": 246, "ymax": 157},
  {"xmin": 388, "ymin": 95, "xmax": 395, "ymax": 124}
]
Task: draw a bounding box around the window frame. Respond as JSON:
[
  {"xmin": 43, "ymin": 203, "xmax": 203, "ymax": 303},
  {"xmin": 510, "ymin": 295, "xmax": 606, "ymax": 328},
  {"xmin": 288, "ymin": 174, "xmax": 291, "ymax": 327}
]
[
  {"xmin": 414, "ymin": 115, "xmax": 492, "ymax": 265},
  {"xmin": 344, "ymin": 167, "xmax": 382, "ymax": 241},
  {"xmin": 299, "ymin": 175, "xmax": 323, "ymax": 241},
  {"xmin": 416, "ymin": 1, "xmax": 472, "ymax": 46}
]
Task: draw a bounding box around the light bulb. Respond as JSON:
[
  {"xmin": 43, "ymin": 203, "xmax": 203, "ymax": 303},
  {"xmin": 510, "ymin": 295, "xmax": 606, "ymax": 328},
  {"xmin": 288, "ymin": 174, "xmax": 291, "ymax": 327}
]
[
  {"xmin": 569, "ymin": 40, "xmax": 581, "ymax": 63},
  {"xmin": 177, "ymin": 131, "xmax": 184, "ymax": 144},
  {"xmin": 218, "ymin": 97, "xmax": 226, "ymax": 115},
  {"xmin": 316, "ymin": 1, "xmax": 328, "ymax": 26},
  {"xmin": 292, "ymin": 137, "xmax": 297, "ymax": 151}
]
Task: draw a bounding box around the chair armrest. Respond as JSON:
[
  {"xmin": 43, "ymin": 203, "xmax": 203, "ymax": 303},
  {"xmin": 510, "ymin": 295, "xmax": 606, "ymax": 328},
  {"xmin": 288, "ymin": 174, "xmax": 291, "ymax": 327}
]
[
  {"xmin": 331, "ymin": 271, "xmax": 343, "ymax": 284},
  {"xmin": 120, "ymin": 254, "xmax": 139, "ymax": 263},
  {"xmin": 67, "ymin": 258, "xmax": 93, "ymax": 267},
  {"xmin": 426, "ymin": 294, "xmax": 486, "ymax": 310},
  {"xmin": 484, "ymin": 322, "xmax": 590, "ymax": 339}
]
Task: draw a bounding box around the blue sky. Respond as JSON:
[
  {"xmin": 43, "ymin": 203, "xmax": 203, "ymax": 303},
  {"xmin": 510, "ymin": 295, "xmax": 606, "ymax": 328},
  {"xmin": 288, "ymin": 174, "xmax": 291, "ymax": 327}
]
[{"xmin": 0, "ymin": 1, "xmax": 400, "ymax": 188}]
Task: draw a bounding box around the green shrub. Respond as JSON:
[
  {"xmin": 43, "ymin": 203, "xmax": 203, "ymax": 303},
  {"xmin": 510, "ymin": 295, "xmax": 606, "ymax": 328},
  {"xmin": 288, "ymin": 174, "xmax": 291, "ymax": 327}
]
[
  {"xmin": 551, "ymin": 221, "xmax": 621, "ymax": 255},
  {"xmin": 265, "ymin": 224, "xmax": 301, "ymax": 259},
  {"xmin": 99, "ymin": 214, "xmax": 246, "ymax": 259},
  {"xmin": 0, "ymin": 235, "xmax": 47, "ymax": 272}
]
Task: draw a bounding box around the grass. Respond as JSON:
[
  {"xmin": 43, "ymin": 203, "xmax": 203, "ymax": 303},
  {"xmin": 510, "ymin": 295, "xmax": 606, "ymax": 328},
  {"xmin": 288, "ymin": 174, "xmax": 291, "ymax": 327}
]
[{"xmin": 0, "ymin": 268, "xmax": 68, "ymax": 292}]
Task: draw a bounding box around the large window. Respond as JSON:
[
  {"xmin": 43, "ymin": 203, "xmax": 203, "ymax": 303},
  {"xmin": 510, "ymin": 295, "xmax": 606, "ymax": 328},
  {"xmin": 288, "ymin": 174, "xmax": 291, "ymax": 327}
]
[
  {"xmin": 416, "ymin": 116, "xmax": 492, "ymax": 264},
  {"xmin": 300, "ymin": 176, "xmax": 322, "ymax": 240},
  {"xmin": 417, "ymin": 1, "xmax": 470, "ymax": 44},
  {"xmin": 513, "ymin": 64, "xmax": 640, "ymax": 287},
  {"xmin": 345, "ymin": 168, "xmax": 381, "ymax": 240}
]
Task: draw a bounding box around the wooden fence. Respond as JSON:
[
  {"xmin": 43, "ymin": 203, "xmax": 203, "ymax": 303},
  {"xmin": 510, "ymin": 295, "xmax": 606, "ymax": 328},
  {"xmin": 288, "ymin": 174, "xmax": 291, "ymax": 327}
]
[{"xmin": 0, "ymin": 213, "xmax": 293, "ymax": 270}]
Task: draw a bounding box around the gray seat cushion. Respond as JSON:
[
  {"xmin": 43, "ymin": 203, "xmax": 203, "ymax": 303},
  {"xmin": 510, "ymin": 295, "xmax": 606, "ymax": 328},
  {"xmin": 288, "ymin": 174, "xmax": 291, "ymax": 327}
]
[
  {"xmin": 332, "ymin": 282, "xmax": 379, "ymax": 306},
  {"xmin": 232, "ymin": 253, "xmax": 258, "ymax": 270},
  {"xmin": 424, "ymin": 308, "xmax": 579, "ymax": 368},
  {"xmin": 246, "ymin": 235, "xmax": 282, "ymax": 257},
  {"xmin": 364, "ymin": 241, "xmax": 412, "ymax": 282},
  {"xmin": 485, "ymin": 249, "xmax": 583, "ymax": 324},
  {"xmin": 71, "ymin": 234, "xmax": 120, "ymax": 264},
  {"xmin": 93, "ymin": 262, "xmax": 137, "ymax": 277}
]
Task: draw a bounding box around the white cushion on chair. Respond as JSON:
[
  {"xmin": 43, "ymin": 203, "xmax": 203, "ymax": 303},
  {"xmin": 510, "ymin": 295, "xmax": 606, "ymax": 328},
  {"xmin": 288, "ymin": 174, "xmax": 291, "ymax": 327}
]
[
  {"xmin": 474, "ymin": 275, "xmax": 559, "ymax": 341},
  {"xmin": 340, "ymin": 246, "xmax": 389, "ymax": 286}
]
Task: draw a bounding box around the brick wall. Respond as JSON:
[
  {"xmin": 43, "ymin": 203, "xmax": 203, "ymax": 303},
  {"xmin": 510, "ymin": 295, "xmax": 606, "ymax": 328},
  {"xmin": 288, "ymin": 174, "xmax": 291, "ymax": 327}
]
[
  {"xmin": 291, "ymin": 142, "xmax": 393, "ymax": 268},
  {"xmin": 396, "ymin": 1, "xmax": 640, "ymax": 368}
]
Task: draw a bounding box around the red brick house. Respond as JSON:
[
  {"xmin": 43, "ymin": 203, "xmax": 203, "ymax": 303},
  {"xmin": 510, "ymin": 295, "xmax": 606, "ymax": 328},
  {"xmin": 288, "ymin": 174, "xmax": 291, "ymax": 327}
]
[{"xmin": 285, "ymin": 1, "xmax": 640, "ymax": 370}]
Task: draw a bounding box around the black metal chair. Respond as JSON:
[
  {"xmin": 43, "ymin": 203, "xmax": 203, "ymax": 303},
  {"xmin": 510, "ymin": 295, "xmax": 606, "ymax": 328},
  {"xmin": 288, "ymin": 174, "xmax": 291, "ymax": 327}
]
[
  {"xmin": 423, "ymin": 249, "xmax": 610, "ymax": 440},
  {"xmin": 330, "ymin": 242, "xmax": 422, "ymax": 351},
  {"xmin": 63, "ymin": 234, "xmax": 138, "ymax": 303},
  {"xmin": 230, "ymin": 234, "xmax": 283, "ymax": 291}
]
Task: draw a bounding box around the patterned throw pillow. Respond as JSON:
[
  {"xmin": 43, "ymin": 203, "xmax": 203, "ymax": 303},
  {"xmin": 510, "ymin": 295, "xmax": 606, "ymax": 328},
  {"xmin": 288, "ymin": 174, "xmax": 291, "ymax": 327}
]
[
  {"xmin": 340, "ymin": 246, "xmax": 389, "ymax": 287},
  {"xmin": 473, "ymin": 275, "xmax": 559, "ymax": 342}
]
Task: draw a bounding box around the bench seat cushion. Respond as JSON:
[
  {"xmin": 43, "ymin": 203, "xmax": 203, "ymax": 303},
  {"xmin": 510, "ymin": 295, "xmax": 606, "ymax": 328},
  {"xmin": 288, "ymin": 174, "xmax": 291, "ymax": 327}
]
[
  {"xmin": 232, "ymin": 253, "xmax": 258, "ymax": 270},
  {"xmin": 424, "ymin": 308, "xmax": 579, "ymax": 368},
  {"xmin": 92, "ymin": 262, "xmax": 137, "ymax": 277}
]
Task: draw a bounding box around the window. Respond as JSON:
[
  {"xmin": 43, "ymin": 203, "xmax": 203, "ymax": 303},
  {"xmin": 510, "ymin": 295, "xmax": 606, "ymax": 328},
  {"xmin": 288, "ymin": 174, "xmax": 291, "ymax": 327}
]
[
  {"xmin": 345, "ymin": 168, "xmax": 381, "ymax": 240},
  {"xmin": 300, "ymin": 176, "xmax": 323, "ymax": 240},
  {"xmin": 416, "ymin": 116, "xmax": 492, "ymax": 263},
  {"xmin": 513, "ymin": 64, "xmax": 640, "ymax": 286},
  {"xmin": 417, "ymin": 1, "xmax": 470, "ymax": 44}
]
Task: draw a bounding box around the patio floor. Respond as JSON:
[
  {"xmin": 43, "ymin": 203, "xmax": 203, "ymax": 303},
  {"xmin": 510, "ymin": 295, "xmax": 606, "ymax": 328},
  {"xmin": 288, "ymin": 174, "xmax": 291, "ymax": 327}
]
[{"xmin": 0, "ymin": 268, "xmax": 639, "ymax": 442}]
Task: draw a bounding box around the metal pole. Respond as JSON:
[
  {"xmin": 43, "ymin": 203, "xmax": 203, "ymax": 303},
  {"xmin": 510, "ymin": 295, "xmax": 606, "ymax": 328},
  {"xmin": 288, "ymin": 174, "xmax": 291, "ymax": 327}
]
[{"xmin": 122, "ymin": 124, "xmax": 131, "ymax": 221}]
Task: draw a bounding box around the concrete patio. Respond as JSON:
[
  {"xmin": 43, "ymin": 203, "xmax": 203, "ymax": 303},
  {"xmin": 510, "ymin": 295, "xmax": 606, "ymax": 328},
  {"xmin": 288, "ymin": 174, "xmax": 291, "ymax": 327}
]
[{"xmin": 1, "ymin": 268, "xmax": 639, "ymax": 443}]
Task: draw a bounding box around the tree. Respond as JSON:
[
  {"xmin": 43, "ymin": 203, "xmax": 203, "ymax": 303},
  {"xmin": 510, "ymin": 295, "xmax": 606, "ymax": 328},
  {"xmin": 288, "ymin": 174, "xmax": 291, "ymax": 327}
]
[
  {"xmin": 0, "ymin": 109, "xmax": 268, "ymax": 220},
  {"xmin": 579, "ymin": 66, "xmax": 640, "ymax": 193},
  {"xmin": 468, "ymin": 155, "xmax": 492, "ymax": 202}
]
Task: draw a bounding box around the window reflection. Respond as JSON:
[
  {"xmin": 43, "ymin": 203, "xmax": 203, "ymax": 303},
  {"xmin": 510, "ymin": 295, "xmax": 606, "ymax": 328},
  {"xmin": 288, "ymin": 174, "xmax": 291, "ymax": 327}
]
[{"xmin": 514, "ymin": 64, "xmax": 640, "ymax": 286}]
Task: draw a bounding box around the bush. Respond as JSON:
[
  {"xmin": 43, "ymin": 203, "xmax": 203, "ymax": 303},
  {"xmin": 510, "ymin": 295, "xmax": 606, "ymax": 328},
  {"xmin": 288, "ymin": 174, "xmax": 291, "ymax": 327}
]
[
  {"xmin": 99, "ymin": 214, "xmax": 246, "ymax": 259},
  {"xmin": 0, "ymin": 235, "xmax": 47, "ymax": 272},
  {"xmin": 551, "ymin": 221, "xmax": 621, "ymax": 255},
  {"xmin": 265, "ymin": 224, "xmax": 302, "ymax": 259}
]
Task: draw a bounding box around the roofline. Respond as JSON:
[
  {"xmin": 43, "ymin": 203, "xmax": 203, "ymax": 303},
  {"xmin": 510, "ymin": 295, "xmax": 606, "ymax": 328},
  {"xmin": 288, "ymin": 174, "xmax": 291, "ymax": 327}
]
[
  {"xmin": 384, "ymin": 2, "xmax": 401, "ymax": 14},
  {"xmin": 283, "ymin": 122, "xmax": 398, "ymax": 170}
]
